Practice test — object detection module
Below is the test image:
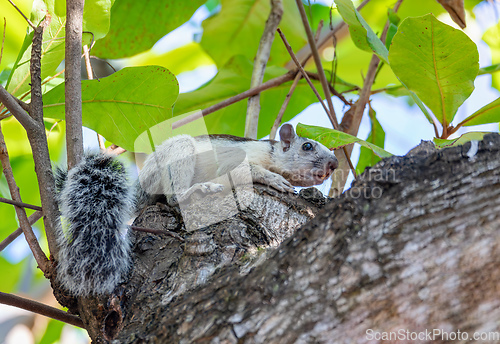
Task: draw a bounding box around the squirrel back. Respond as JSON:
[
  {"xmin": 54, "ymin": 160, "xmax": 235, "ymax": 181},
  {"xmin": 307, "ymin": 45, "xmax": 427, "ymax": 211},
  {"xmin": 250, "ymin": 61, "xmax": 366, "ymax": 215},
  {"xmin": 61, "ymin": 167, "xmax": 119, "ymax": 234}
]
[{"xmin": 55, "ymin": 153, "xmax": 134, "ymax": 296}]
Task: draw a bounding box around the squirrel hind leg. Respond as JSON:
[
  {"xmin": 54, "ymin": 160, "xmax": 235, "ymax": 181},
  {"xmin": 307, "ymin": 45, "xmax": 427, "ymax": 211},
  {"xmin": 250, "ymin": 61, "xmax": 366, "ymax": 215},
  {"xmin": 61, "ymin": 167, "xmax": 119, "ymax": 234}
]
[{"xmin": 177, "ymin": 182, "xmax": 224, "ymax": 203}]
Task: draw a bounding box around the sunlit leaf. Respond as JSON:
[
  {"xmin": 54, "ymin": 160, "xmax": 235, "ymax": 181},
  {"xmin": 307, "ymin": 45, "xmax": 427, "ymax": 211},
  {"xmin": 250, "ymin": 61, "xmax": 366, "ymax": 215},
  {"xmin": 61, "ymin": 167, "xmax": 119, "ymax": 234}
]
[
  {"xmin": 92, "ymin": 0, "xmax": 205, "ymax": 59},
  {"xmin": 389, "ymin": 14, "xmax": 478, "ymax": 126},
  {"xmin": 433, "ymin": 131, "xmax": 489, "ymax": 148},
  {"xmin": 43, "ymin": 66, "xmax": 179, "ymax": 152},
  {"xmin": 296, "ymin": 123, "xmax": 392, "ymax": 158},
  {"xmin": 201, "ymin": 0, "xmax": 306, "ymax": 68},
  {"xmin": 461, "ymin": 97, "xmax": 500, "ymax": 127},
  {"xmin": 482, "ymin": 23, "xmax": 500, "ymax": 92},
  {"xmin": 356, "ymin": 107, "xmax": 385, "ymax": 174},
  {"xmin": 334, "ymin": 0, "xmax": 389, "ymax": 64}
]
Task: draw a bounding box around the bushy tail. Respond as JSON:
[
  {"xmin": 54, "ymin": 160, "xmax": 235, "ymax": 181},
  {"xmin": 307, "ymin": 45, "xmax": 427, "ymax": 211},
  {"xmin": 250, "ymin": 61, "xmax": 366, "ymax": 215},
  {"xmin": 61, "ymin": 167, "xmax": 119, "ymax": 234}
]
[{"xmin": 55, "ymin": 153, "xmax": 134, "ymax": 296}]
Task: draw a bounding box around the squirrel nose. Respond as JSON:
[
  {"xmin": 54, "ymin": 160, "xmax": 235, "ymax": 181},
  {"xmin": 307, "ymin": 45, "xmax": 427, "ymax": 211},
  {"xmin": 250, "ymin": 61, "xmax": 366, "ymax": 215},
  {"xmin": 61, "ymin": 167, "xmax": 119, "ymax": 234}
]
[{"xmin": 328, "ymin": 158, "xmax": 338, "ymax": 171}]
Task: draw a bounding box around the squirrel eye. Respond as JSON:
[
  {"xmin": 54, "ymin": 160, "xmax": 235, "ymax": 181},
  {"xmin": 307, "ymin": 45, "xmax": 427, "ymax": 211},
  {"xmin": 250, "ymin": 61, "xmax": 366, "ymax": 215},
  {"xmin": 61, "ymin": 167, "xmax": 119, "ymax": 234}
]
[{"xmin": 302, "ymin": 142, "xmax": 313, "ymax": 151}]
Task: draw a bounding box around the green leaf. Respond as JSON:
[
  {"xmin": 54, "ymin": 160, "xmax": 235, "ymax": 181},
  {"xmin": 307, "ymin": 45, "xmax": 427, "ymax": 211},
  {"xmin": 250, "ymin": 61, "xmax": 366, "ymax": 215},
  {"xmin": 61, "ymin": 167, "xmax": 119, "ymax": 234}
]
[
  {"xmin": 201, "ymin": 0, "xmax": 306, "ymax": 68},
  {"xmin": 461, "ymin": 97, "xmax": 500, "ymax": 127},
  {"xmin": 83, "ymin": 0, "xmax": 114, "ymax": 41},
  {"xmin": 91, "ymin": 0, "xmax": 205, "ymax": 59},
  {"xmin": 5, "ymin": 0, "xmax": 96, "ymax": 98},
  {"xmin": 296, "ymin": 123, "xmax": 392, "ymax": 158},
  {"xmin": 43, "ymin": 66, "xmax": 179, "ymax": 152},
  {"xmin": 0, "ymin": 0, "xmax": 34, "ymax": 71},
  {"xmin": 433, "ymin": 132, "xmax": 489, "ymax": 148},
  {"xmin": 478, "ymin": 63, "xmax": 500, "ymax": 75},
  {"xmin": 37, "ymin": 319, "xmax": 65, "ymax": 344},
  {"xmin": 356, "ymin": 107, "xmax": 385, "ymax": 174},
  {"xmin": 127, "ymin": 43, "xmax": 215, "ymax": 75},
  {"xmin": 334, "ymin": 0, "xmax": 389, "ymax": 64},
  {"xmin": 482, "ymin": 23, "xmax": 500, "ymax": 92},
  {"xmin": 388, "ymin": 14, "xmax": 479, "ymax": 127}
]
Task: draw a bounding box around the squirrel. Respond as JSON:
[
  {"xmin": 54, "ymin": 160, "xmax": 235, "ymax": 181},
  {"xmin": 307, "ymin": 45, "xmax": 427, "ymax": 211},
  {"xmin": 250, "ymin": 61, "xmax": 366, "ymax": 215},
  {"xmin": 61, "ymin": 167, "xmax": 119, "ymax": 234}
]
[{"xmin": 55, "ymin": 124, "xmax": 338, "ymax": 296}]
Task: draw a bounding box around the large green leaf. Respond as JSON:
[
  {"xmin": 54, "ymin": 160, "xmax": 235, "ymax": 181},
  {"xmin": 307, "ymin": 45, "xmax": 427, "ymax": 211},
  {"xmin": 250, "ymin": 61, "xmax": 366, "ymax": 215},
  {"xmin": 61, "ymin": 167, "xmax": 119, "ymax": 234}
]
[
  {"xmin": 356, "ymin": 107, "xmax": 385, "ymax": 174},
  {"xmin": 461, "ymin": 97, "xmax": 500, "ymax": 127},
  {"xmin": 43, "ymin": 66, "xmax": 179, "ymax": 152},
  {"xmin": 334, "ymin": 0, "xmax": 389, "ymax": 64},
  {"xmin": 5, "ymin": 0, "xmax": 109, "ymax": 98},
  {"xmin": 201, "ymin": 0, "xmax": 306, "ymax": 68},
  {"xmin": 91, "ymin": 0, "xmax": 205, "ymax": 59},
  {"xmin": 296, "ymin": 123, "xmax": 392, "ymax": 158},
  {"xmin": 389, "ymin": 14, "xmax": 479, "ymax": 127},
  {"xmin": 174, "ymin": 55, "xmax": 353, "ymax": 138}
]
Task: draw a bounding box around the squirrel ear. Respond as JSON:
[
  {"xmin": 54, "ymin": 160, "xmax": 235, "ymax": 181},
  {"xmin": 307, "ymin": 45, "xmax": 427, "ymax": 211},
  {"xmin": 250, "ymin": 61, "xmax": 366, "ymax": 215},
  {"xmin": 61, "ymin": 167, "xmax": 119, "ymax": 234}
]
[{"xmin": 279, "ymin": 124, "xmax": 295, "ymax": 152}]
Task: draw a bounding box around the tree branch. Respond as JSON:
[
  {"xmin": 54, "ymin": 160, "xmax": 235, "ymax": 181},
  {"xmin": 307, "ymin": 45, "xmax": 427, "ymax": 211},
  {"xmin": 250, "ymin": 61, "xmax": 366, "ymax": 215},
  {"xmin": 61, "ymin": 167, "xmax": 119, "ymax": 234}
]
[
  {"xmin": 6, "ymin": 0, "xmax": 35, "ymax": 30},
  {"xmin": 172, "ymin": 71, "xmax": 297, "ymax": 130},
  {"xmin": 0, "ymin": 197, "xmax": 43, "ymax": 211},
  {"xmin": 65, "ymin": 0, "xmax": 85, "ymax": 169},
  {"xmin": 0, "ymin": 211, "xmax": 43, "ymax": 252},
  {"xmin": 0, "ymin": 291, "xmax": 84, "ymax": 328},
  {"xmin": 0, "ymin": 86, "xmax": 38, "ymax": 131},
  {"xmin": 245, "ymin": 0, "xmax": 283, "ymax": 139},
  {"xmin": 27, "ymin": 20, "xmax": 60, "ymax": 260},
  {"xmin": 0, "ymin": 125, "xmax": 48, "ymax": 272}
]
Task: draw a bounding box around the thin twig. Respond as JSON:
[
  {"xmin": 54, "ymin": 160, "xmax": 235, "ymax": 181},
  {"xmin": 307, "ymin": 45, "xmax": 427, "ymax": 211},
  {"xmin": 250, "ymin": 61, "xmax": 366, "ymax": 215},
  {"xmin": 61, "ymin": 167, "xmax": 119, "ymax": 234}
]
[
  {"xmin": 306, "ymin": 71, "xmax": 352, "ymax": 106},
  {"xmin": 0, "ymin": 197, "xmax": 43, "ymax": 211},
  {"xmin": 0, "ymin": 211, "xmax": 43, "ymax": 252},
  {"xmin": 6, "ymin": 0, "xmax": 35, "ymax": 30},
  {"xmin": 130, "ymin": 225, "xmax": 185, "ymax": 242},
  {"xmin": 245, "ymin": 0, "xmax": 283, "ymax": 139},
  {"xmin": 0, "ymin": 18, "xmax": 6, "ymax": 66},
  {"xmin": 270, "ymin": 20, "xmax": 325, "ymax": 140},
  {"xmin": 172, "ymin": 70, "xmax": 297, "ymax": 130},
  {"xmin": 270, "ymin": 72, "xmax": 303, "ymax": 140},
  {"xmin": 277, "ymin": 28, "xmax": 356, "ymax": 180},
  {"xmin": 83, "ymin": 44, "xmax": 107, "ymax": 150},
  {"xmin": 295, "ymin": 0, "xmax": 338, "ymax": 128},
  {"xmin": 0, "ymin": 124, "xmax": 48, "ymax": 272},
  {"xmin": 0, "ymin": 86, "xmax": 37, "ymax": 130},
  {"xmin": 277, "ymin": 29, "xmax": 332, "ymax": 120},
  {"xmin": 0, "ymin": 291, "xmax": 84, "ymax": 328}
]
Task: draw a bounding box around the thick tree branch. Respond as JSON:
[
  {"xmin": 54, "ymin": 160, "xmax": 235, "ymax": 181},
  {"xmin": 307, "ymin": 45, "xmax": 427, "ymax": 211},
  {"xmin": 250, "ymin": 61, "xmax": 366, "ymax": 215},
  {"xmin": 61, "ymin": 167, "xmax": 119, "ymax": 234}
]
[
  {"xmin": 0, "ymin": 86, "xmax": 38, "ymax": 130},
  {"xmin": 65, "ymin": 0, "xmax": 85, "ymax": 168},
  {"xmin": 0, "ymin": 211, "xmax": 43, "ymax": 252},
  {"xmin": 0, "ymin": 291, "xmax": 84, "ymax": 328},
  {"xmin": 245, "ymin": 0, "xmax": 283, "ymax": 139}
]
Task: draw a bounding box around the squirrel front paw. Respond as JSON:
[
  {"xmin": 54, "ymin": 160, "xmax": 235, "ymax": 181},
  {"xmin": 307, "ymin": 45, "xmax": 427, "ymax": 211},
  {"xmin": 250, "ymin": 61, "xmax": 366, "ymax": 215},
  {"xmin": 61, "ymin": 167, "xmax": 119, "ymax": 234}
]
[{"xmin": 265, "ymin": 174, "xmax": 295, "ymax": 193}]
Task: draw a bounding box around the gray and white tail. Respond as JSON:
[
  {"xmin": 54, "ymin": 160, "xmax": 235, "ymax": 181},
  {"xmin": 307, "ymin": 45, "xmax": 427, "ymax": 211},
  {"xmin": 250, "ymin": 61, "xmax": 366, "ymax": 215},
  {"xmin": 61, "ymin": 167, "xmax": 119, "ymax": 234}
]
[{"xmin": 55, "ymin": 153, "xmax": 134, "ymax": 296}]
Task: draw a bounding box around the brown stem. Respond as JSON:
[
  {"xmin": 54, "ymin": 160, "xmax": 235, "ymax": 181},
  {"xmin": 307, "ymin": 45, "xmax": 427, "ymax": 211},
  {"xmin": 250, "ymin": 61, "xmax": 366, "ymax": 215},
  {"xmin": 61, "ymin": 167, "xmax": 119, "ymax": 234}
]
[
  {"xmin": 6, "ymin": 0, "xmax": 35, "ymax": 29},
  {"xmin": 295, "ymin": 0, "xmax": 339, "ymax": 129},
  {"xmin": 278, "ymin": 28, "xmax": 357, "ymax": 179},
  {"xmin": 28, "ymin": 21, "xmax": 60, "ymax": 261},
  {"xmin": 0, "ymin": 291, "xmax": 84, "ymax": 328},
  {"xmin": 172, "ymin": 71, "xmax": 297, "ymax": 130},
  {"xmin": 289, "ymin": 0, "xmax": 372, "ymax": 69},
  {"xmin": 0, "ymin": 197, "xmax": 43, "ymax": 211},
  {"xmin": 0, "ymin": 18, "xmax": 5, "ymax": 66},
  {"xmin": 270, "ymin": 72, "xmax": 303, "ymax": 140},
  {"xmin": 0, "ymin": 211, "xmax": 43, "ymax": 252},
  {"xmin": 245, "ymin": 0, "xmax": 283, "ymax": 139},
  {"xmin": 65, "ymin": 0, "xmax": 85, "ymax": 169},
  {"xmin": 0, "ymin": 125, "xmax": 48, "ymax": 272}
]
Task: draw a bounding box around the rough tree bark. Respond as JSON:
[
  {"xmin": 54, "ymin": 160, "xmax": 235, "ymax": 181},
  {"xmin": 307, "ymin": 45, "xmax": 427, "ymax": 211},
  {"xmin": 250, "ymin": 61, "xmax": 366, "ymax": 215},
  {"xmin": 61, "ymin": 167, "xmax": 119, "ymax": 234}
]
[{"xmin": 53, "ymin": 134, "xmax": 500, "ymax": 343}]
